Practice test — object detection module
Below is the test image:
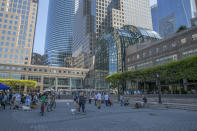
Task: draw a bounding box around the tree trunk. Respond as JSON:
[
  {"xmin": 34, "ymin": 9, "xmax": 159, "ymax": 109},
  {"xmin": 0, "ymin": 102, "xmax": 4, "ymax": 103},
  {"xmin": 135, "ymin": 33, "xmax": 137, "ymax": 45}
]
[{"xmin": 117, "ymin": 85, "xmax": 120, "ymax": 102}]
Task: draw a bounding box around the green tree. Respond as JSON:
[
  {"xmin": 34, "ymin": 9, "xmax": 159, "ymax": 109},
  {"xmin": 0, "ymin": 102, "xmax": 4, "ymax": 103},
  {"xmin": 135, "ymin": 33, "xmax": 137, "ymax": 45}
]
[{"xmin": 176, "ymin": 26, "xmax": 187, "ymax": 33}]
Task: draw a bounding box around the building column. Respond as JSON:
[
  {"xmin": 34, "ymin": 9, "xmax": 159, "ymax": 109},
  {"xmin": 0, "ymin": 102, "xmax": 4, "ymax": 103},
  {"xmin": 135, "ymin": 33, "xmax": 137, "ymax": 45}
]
[
  {"xmin": 55, "ymin": 77, "xmax": 58, "ymax": 91},
  {"xmin": 24, "ymin": 74, "xmax": 28, "ymax": 93},
  {"xmin": 70, "ymin": 77, "xmax": 72, "ymax": 94},
  {"xmin": 40, "ymin": 76, "xmax": 44, "ymax": 93}
]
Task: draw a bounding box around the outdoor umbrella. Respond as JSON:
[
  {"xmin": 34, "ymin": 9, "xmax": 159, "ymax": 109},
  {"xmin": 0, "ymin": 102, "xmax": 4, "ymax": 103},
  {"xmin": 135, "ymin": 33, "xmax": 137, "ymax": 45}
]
[{"xmin": 0, "ymin": 82, "xmax": 10, "ymax": 90}]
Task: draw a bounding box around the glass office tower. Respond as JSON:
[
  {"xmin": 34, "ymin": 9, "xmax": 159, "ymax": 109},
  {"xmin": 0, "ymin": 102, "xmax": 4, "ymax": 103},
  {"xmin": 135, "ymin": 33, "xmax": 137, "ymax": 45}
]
[
  {"xmin": 152, "ymin": 0, "xmax": 197, "ymax": 38},
  {"xmin": 0, "ymin": 0, "xmax": 38, "ymax": 65},
  {"xmin": 72, "ymin": 0, "xmax": 153, "ymax": 69},
  {"xmin": 45, "ymin": 0, "xmax": 75, "ymax": 67}
]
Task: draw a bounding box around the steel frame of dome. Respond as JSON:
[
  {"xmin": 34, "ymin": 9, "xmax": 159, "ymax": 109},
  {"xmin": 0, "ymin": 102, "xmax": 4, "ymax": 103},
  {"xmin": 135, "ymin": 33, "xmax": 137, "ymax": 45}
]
[{"xmin": 95, "ymin": 25, "xmax": 161, "ymax": 76}]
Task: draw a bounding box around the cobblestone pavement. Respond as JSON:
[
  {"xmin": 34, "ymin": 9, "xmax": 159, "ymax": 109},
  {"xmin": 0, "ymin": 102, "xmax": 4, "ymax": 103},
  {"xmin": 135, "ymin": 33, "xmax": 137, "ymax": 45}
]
[{"xmin": 1, "ymin": 100, "xmax": 197, "ymax": 131}]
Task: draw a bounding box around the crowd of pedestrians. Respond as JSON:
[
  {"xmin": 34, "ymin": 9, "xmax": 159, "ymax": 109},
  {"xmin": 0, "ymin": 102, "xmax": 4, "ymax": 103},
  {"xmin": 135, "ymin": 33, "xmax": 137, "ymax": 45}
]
[
  {"xmin": 73, "ymin": 92, "xmax": 113, "ymax": 114},
  {"xmin": 0, "ymin": 91, "xmax": 39, "ymax": 110}
]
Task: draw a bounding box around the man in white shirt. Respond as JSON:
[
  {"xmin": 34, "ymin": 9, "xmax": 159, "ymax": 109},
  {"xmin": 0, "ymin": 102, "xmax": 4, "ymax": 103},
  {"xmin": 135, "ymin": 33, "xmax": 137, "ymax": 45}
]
[
  {"xmin": 104, "ymin": 93, "xmax": 109, "ymax": 106},
  {"xmin": 97, "ymin": 92, "xmax": 101, "ymax": 109}
]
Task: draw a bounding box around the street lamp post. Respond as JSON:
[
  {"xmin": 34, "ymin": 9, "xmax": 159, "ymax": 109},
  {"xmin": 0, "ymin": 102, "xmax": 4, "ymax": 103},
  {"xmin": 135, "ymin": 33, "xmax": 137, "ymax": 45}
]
[{"xmin": 156, "ymin": 73, "xmax": 162, "ymax": 104}]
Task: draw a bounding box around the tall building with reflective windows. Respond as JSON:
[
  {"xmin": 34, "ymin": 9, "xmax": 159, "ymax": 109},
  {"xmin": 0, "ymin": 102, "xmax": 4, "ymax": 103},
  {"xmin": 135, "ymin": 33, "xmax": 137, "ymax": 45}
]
[
  {"xmin": 45, "ymin": 0, "xmax": 75, "ymax": 67},
  {"xmin": 151, "ymin": 0, "xmax": 197, "ymax": 38},
  {"xmin": 0, "ymin": 0, "xmax": 38, "ymax": 65},
  {"xmin": 72, "ymin": 0, "xmax": 153, "ymax": 69}
]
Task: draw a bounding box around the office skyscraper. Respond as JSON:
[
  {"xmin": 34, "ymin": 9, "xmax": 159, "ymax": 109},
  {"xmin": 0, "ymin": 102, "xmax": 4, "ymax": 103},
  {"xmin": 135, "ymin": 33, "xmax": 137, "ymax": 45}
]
[
  {"xmin": 72, "ymin": 0, "xmax": 153, "ymax": 68},
  {"xmin": 152, "ymin": 0, "xmax": 197, "ymax": 38},
  {"xmin": 0, "ymin": 0, "xmax": 38, "ymax": 65},
  {"xmin": 45, "ymin": 0, "xmax": 75, "ymax": 67}
]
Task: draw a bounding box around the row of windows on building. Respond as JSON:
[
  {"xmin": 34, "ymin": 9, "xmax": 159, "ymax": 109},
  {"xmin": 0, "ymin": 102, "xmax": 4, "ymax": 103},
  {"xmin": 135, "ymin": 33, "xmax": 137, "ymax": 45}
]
[
  {"xmin": 2, "ymin": 0, "xmax": 31, "ymax": 5},
  {"xmin": 128, "ymin": 33, "xmax": 197, "ymax": 63},
  {"xmin": 0, "ymin": 21, "xmax": 33, "ymax": 32},
  {"xmin": 0, "ymin": 73, "xmax": 83, "ymax": 86},
  {"xmin": 0, "ymin": 48, "xmax": 30, "ymax": 54},
  {"xmin": 128, "ymin": 47, "xmax": 197, "ymax": 71},
  {"xmin": 0, "ymin": 60, "xmax": 27, "ymax": 65},
  {"xmin": 1, "ymin": 35, "xmax": 32, "ymax": 43},
  {"xmin": 0, "ymin": 12, "xmax": 33, "ymax": 19},
  {"xmin": 0, "ymin": 54, "xmax": 28, "ymax": 60},
  {"xmin": 0, "ymin": 65, "xmax": 87, "ymax": 75},
  {"xmin": 0, "ymin": 41, "xmax": 31, "ymax": 48},
  {"xmin": 1, "ymin": 29, "xmax": 33, "ymax": 37}
]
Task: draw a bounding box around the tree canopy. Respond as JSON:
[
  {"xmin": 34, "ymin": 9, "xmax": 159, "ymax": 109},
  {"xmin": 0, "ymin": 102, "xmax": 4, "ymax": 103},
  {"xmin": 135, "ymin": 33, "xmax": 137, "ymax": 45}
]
[
  {"xmin": 106, "ymin": 55, "xmax": 197, "ymax": 86},
  {"xmin": 176, "ymin": 26, "xmax": 187, "ymax": 33},
  {"xmin": 0, "ymin": 79, "xmax": 37, "ymax": 89}
]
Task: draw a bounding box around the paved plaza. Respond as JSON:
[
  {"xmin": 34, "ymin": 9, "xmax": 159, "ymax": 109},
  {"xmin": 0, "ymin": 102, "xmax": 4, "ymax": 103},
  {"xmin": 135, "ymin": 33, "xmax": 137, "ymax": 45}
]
[{"xmin": 0, "ymin": 100, "xmax": 197, "ymax": 131}]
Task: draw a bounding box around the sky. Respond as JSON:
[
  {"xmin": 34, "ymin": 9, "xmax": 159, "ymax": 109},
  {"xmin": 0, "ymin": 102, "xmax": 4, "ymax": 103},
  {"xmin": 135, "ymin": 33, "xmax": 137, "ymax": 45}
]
[
  {"xmin": 33, "ymin": 0, "xmax": 49, "ymax": 55},
  {"xmin": 33, "ymin": 0, "xmax": 156, "ymax": 55}
]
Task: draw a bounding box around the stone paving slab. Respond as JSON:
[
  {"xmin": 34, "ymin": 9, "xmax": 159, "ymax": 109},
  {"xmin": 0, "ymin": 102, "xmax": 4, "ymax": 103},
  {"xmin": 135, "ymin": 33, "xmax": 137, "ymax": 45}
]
[{"xmin": 0, "ymin": 100, "xmax": 197, "ymax": 131}]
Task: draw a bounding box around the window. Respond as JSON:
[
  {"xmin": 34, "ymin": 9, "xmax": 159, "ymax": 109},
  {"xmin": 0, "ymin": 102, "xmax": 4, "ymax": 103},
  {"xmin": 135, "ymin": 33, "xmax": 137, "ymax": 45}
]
[
  {"xmin": 181, "ymin": 38, "xmax": 186, "ymax": 44},
  {"xmin": 26, "ymin": 50, "xmax": 29, "ymax": 55},
  {"xmin": 136, "ymin": 54, "xmax": 140, "ymax": 59},
  {"xmin": 28, "ymin": 75, "xmax": 41, "ymax": 82},
  {"xmin": 149, "ymin": 50, "xmax": 152, "ymax": 56},
  {"xmin": 20, "ymin": 56, "xmax": 23, "ymax": 60},
  {"xmin": 17, "ymin": 67, "xmax": 22, "ymax": 71},
  {"xmin": 11, "ymin": 74, "xmax": 25, "ymax": 80},
  {"xmin": 12, "ymin": 37, "xmax": 15, "ymax": 41},
  {"xmin": 163, "ymin": 45, "xmax": 167, "ymax": 51},
  {"xmin": 6, "ymin": 66, "xmax": 10, "ymax": 70},
  {"xmin": 1, "ymin": 36, "xmax": 5, "ymax": 40},
  {"xmin": 0, "ymin": 66, "xmax": 4, "ymax": 70},
  {"xmin": 21, "ymin": 50, "xmax": 24, "ymax": 54},
  {"xmin": 192, "ymin": 34, "xmax": 197, "ymax": 41},
  {"xmin": 8, "ymin": 31, "xmax": 11, "ymax": 35},
  {"xmin": 5, "ymin": 48, "xmax": 8, "ymax": 52},
  {"xmin": 2, "ymin": 30, "xmax": 6, "ymax": 34},
  {"xmin": 171, "ymin": 42, "xmax": 176, "ymax": 48},
  {"xmin": 0, "ymin": 73, "xmax": 8, "ymax": 79},
  {"xmin": 155, "ymin": 48, "xmax": 159, "ymax": 53},
  {"xmin": 7, "ymin": 37, "xmax": 10, "ymax": 40},
  {"xmin": 9, "ymin": 55, "xmax": 13, "ymax": 59}
]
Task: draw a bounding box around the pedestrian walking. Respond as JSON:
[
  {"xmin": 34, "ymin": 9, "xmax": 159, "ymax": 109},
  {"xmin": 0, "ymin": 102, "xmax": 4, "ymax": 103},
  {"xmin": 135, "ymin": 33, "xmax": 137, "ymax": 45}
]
[
  {"xmin": 94, "ymin": 93, "xmax": 97, "ymax": 106},
  {"xmin": 97, "ymin": 92, "xmax": 102, "ymax": 109},
  {"xmin": 25, "ymin": 94, "xmax": 31, "ymax": 106},
  {"xmin": 2, "ymin": 93, "xmax": 8, "ymax": 110},
  {"xmin": 0, "ymin": 92, "xmax": 3, "ymax": 109},
  {"xmin": 104, "ymin": 93, "xmax": 109, "ymax": 106},
  {"xmin": 120, "ymin": 95, "xmax": 123, "ymax": 106},
  {"xmin": 78, "ymin": 92, "xmax": 86, "ymax": 113},
  {"xmin": 88, "ymin": 94, "xmax": 92, "ymax": 104}
]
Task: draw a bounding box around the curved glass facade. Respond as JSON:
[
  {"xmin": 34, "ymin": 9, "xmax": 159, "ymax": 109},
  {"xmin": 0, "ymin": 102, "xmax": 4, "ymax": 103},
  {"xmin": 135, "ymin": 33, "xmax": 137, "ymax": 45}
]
[
  {"xmin": 95, "ymin": 25, "xmax": 161, "ymax": 75},
  {"xmin": 45, "ymin": 0, "xmax": 75, "ymax": 67}
]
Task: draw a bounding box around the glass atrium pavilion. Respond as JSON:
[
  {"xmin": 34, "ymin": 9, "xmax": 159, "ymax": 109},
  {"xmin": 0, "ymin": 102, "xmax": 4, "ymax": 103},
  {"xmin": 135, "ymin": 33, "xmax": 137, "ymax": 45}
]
[{"xmin": 95, "ymin": 25, "xmax": 161, "ymax": 77}]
